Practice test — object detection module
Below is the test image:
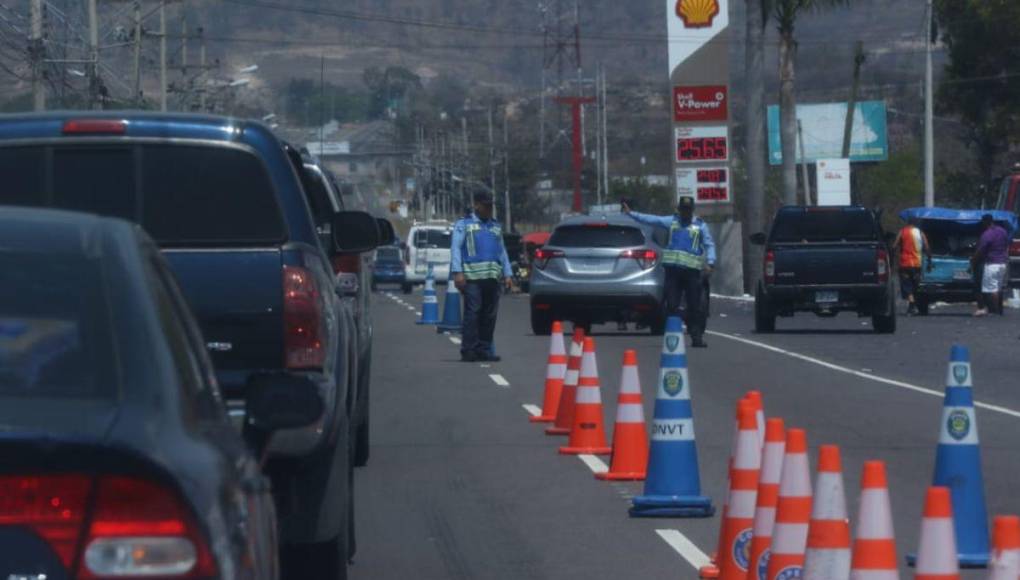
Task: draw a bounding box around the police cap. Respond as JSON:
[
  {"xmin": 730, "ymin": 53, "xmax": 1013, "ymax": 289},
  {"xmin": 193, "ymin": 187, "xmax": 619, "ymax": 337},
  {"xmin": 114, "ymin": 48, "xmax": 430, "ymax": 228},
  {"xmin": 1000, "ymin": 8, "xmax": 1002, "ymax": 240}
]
[{"xmin": 676, "ymin": 196, "xmax": 696, "ymax": 211}]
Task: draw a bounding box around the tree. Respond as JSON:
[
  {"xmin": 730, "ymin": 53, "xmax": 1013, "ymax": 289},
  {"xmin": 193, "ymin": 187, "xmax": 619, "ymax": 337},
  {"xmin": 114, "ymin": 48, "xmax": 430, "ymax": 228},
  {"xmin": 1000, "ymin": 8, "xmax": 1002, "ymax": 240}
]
[
  {"xmin": 773, "ymin": 0, "xmax": 849, "ymax": 205},
  {"xmin": 935, "ymin": 0, "xmax": 1020, "ymax": 187},
  {"xmin": 745, "ymin": 0, "xmax": 770, "ymax": 288},
  {"xmin": 362, "ymin": 66, "xmax": 423, "ymax": 120}
]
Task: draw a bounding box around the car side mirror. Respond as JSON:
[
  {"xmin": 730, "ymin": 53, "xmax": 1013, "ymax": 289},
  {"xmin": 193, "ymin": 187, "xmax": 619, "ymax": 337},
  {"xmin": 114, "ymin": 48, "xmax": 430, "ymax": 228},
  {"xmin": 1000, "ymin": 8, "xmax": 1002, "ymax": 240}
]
[
  {"xmin": 332, "ymin": 210, "xmax": 379, "ymax": 253},
  {"xmin": 375, "ymin": 218, "xmax": 398, "ymax": 246},
  {"xmin": 749, "ymin": 232, "xmax": 767, "ymax": 246},
  {"xmin": 245, "ymin": 373, "xmax": 324, "ymax": 432}
]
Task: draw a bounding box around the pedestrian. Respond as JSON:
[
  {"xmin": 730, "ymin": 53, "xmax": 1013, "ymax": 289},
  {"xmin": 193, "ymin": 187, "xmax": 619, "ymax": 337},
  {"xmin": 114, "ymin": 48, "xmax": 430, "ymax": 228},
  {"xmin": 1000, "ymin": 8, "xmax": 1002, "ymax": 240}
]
[
  {"xmin": 892, "ymin": 217, "xmax": 931, "ymax": 315},
  {"xmin": 622, "ymin": 196, "xmax": 715, "ymax": 348},
  {"xmin": 450, "ymin": 190, "xmax": 514, "ymax": 362},
  {"xmin": 972, "ymin": 214, "xmax": 1009, "ymax": 317}
]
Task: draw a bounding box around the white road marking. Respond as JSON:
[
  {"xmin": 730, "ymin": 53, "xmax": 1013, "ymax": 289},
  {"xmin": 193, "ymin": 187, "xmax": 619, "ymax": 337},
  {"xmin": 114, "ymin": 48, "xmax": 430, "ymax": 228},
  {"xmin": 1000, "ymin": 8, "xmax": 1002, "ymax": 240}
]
[
  {"xmin": 707, "ymin": 330, "xmax": 1020, "ymax": 419},
  {"xmin": 489, "ymin": 374, "xmax": 510, "ymax": 387},
  {"xmin": 449, "ymin": 336, "xmax": 462, "ymax": 345},
  {"xmin": 577, "ymin": 454, "xmax": 608, "ymax": 474},
  {"xmin": 522, "ymin": 404, "xmax": 543, "ymax": 417},
  {"xmin": 710, "ymin": 293, "xmax": 754, "ymax": 303},
  {"xmin": 415, "ymin": 311, "xmax": 422, "ymax": 316},
  {"xmin": 656, "ymin": 529, "xmax": 712, "ymax": 570}
]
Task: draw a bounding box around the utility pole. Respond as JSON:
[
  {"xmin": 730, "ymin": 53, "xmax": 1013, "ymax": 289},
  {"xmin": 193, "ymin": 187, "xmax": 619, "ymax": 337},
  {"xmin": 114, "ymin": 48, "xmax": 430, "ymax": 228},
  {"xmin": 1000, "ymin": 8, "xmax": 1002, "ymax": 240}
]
[
  {"xmin": 133, "ymin": 1, "xmax": 142, "ymax": 104},
  {"xmin": 87, "ymin": 0, "xmax": 100, "ymax": 109},
  {"xmin": 198, "ymin": 27, "xmax": 207, "ymax": 111},
  {"xmin": 179, "ymin": 16, "xmax": 189, "ymax": 108},
  {"xmin": 798, "ymin": 119, "xmax": 812, "ymax": 205},
  {"xmin": 841, "ymin": 41, "xmax": 867, "ymax": 159},
  {"xmin": 600, "ymin": 64, "xmax": 609, "ymax": 201},
  {"xmin": 487, "ymin": 105, "xmax": 498, "ymax": 221},
  {"xmin": 503, "ymin": 110, "xmax": 511, "ymax": 230},
  {"xmin": 30, "ymin": 0, "xmax": 44, "ymax": 111},
  {"xmin": 160, "ymin": 0, "xmax": 168, "ymax": 111},
  {"xmin": 924, "ymin": 0, "xmax": 935, "ymax": 207},
  {"xmin": 594, "ymin": 65, "xmax": 603, "ymax": 206},
  {"xmin": 555, "ymin": 96, "xmax": 596, "ymax": 213}
]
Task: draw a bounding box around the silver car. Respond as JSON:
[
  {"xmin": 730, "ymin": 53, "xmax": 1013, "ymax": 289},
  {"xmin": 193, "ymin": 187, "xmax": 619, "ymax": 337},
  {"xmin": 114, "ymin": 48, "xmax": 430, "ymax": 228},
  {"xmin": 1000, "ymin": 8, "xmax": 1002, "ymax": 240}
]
[{"xmin": 529, "ymin": 213, "xmax": 669, "ymax": 335}]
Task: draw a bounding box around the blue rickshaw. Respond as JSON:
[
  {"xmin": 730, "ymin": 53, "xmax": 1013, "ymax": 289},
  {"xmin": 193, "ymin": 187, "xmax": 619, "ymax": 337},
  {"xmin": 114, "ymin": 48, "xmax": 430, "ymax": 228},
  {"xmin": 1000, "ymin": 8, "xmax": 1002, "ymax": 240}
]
[{"xmin": 898, "ymin": 207, "xmax": 1018, "ymax": 315}]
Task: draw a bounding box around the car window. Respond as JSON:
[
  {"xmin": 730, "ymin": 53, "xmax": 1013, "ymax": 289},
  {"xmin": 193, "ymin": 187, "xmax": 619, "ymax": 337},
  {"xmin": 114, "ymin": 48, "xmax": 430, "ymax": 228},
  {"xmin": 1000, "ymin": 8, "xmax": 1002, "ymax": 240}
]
[
  {"xmin": 770, "ymin": 210, "xmax": 879, "ymax": 243},
  {"xmin": 53, "ymin": 147, "xmax": 137, "ymax": 221},
  {"xmin": 549, "ymin": 225, "xmax": 645, "ymax": 248},
  {"xmin": 414, "ymin": 229, "xmax": 451, "ymax": 249},
  {"xmin": 0, "ymin": 252, "xmax": 116, "ymax": 399},
  {"xmin": 300, "ymin": 165, "xmax": 337, "ymax": 225},
  {"xmin": 376, "ymin": 247, "xmax": 401, "ymax": 261}
]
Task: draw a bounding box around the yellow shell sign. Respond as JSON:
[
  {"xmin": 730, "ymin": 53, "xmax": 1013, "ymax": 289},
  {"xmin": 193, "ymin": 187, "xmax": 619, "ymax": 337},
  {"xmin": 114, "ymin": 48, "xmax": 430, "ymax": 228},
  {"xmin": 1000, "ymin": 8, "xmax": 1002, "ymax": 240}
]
[{"xmin": 676, "ymin": 0, "xmax": 720, "ymax": 29}]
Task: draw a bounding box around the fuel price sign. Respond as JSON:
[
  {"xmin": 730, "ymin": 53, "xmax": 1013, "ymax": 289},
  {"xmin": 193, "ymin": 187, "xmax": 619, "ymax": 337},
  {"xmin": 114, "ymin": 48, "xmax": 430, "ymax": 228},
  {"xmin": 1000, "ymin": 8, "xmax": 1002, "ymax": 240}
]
[
  {"xmin": 675, "ymin": 125, "xmax": 729, "ymax": 163},
  {"xmin": 676, "ymin": 166, "xmax": 730, "ymax": 204}
]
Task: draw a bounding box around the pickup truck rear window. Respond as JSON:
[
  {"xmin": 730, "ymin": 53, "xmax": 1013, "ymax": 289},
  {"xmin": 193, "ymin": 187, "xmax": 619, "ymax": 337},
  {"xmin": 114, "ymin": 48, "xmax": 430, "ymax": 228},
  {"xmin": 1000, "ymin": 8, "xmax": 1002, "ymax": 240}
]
[
  {"xmin": 770, "ymin": 211, "xmax": 879, "ymax": 243},
  {"xmin": 549, "ymin": 225, "xmax": 645, "ymax": 248},
  {"xmin": 0, "ymin": 144, "xmax": 285, "ymax": 247}
]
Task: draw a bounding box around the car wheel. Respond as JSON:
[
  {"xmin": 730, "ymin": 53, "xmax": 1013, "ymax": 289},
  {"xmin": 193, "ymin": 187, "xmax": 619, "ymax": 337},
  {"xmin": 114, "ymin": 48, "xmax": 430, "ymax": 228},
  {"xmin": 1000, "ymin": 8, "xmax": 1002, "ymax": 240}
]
[
  {"xmin": 754, "ymin": 286, "xmax": 776, "ymax": 333},
  {"xmin": 915, "ymin": 294, "xmax": 930, "ymax": 316},
  {"xmin": 872, "ymin": 297, "xmax": 897, "ymax": 334},
  {"xmin": 530, "ymin": 307, "xmax": 553, "ymax": 336},
  {"xmin": 401, "ymin": 283, "xmax": 413, "ymax": 294}
]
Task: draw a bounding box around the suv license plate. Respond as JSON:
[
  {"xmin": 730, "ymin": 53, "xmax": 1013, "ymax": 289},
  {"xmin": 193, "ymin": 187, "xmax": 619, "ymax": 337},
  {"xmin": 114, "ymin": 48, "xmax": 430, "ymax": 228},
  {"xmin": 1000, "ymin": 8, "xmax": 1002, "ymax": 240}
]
[{"xmin": 815, "ymin": 291, "xmax": 838, "ymax": 304}]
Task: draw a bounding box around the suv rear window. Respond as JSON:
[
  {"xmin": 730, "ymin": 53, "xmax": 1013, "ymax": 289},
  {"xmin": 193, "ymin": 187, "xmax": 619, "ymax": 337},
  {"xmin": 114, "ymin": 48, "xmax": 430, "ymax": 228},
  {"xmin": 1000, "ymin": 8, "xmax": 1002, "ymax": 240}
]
[
  {"xmin": 770, "ymin": 210, "xmax": 879, "ymax": 243},
  {"xmin": 414, "ymin": 229, "xmax": 452, "ymax": 249},
  {"xmin": 0, "ymin": 144, "xmax": 285, "ymax": 247},
  {"xmin": 549, "ymin": 225, "xmax": 645, "ymax": 248}
]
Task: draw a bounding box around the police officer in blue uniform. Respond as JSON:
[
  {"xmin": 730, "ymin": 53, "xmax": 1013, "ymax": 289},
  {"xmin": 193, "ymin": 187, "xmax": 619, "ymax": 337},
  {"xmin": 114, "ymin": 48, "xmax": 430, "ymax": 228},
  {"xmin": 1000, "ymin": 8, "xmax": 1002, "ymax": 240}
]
[
  {"xmin": 623, "ymin": 196, "xmax": 716, "ymax": 348},
  {"xmin": 451, "ymin": 191, "xmax": 513, "ymax": 362}
]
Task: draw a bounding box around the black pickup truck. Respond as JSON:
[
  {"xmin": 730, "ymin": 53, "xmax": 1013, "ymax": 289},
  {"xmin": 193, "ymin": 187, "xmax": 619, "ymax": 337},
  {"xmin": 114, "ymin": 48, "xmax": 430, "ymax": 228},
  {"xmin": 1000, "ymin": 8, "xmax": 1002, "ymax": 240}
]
[{"xmin": 751, "ymin": 206, "xmax": 896, "ymax": 334}]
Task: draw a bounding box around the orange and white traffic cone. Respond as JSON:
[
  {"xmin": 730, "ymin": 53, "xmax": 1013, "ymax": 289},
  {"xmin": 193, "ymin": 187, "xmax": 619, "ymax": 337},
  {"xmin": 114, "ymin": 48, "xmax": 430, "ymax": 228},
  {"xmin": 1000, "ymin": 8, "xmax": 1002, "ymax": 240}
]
[
  {"xmin": 703, "ymin": 396, "xmax": 752, "ymax": 579},
  {"xmin": 714, "ymin": 399, "xmax": 762, "ymax": 580},
  {"xmin": 559, "ymin": 337, "xmax": 611, "ymax": 455},
  {"xmin": 746, "ymin": 390, "xmax": 765, "ymax": 448},
  {"xmin": 531, "ymin": 321, "xmax": 567, "ymax": 423},
  {"xmin": 849, "ymin": 460, "xmax": 899, "ymax": 580},
  {"xmin": 915, "ymin": 486, "xmax": 960, "ymax": 580},
  {"xmin": 546, "ymin": 328, "xmax": 584, "ymax": 436},
  {"xmin": 746, "ymin": 418, "xmax": 786, "ymax": 580},
  {"xmin": 766, "ymin": 428, "xmax": 813, "ymax": 580},
  {"xmin": 988, "ymin": 515, "xmax": 1020, "ymax": 580},
  {"xmin": 803, "ymin": 445, "xmax": 851, "ymax": 580},
  {"xmin": 596, "ymin": 350, "xmax": 649, "ymax": 480}
]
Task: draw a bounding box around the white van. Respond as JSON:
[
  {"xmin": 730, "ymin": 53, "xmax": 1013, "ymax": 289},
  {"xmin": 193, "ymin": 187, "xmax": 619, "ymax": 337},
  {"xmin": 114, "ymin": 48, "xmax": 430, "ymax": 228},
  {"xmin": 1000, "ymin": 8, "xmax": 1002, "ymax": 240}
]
[{"xmin": 402, "ymin": 221, "xmax": 453, "ymax": 293}]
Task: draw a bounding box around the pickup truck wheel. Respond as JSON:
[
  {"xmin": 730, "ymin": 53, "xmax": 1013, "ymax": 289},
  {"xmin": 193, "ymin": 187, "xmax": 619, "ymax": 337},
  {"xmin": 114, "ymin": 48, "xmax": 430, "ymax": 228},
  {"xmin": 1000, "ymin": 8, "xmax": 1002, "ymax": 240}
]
[
  {"xmin": 872, "ymin": 305, "xmax": 897, "ymax": 334},
  {"xmin": 915, "ymin": 295, "xmax": 930, "ymax": 316},
  {"xmin": 754, "ymin": 287, "xmax": 776, "ymax": 333},
  {"xmin": 531, "ymin": 307, "xmax": 553, "ymax": 336}
]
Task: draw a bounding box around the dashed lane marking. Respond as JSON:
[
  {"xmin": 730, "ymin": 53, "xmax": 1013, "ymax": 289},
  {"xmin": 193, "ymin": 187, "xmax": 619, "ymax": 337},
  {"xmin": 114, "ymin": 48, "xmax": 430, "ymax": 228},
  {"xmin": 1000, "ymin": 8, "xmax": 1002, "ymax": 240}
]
[
  {"xmin": 415, "ymin": 311, "xmax": 422, "ymax": 316},
  {"xmin": 522, "ymin": 404, "xmax": 543, "ymax": 417},
  {"xmin": 655, "ymin": 530, "xmax": 712, "ymax": 570},
  {"xmin": 577, "ymin": 454, "xmax": 608, "ymax": 474},
  {"xmin": 489, "ymin": 374, "xmax": 510, "ymax": 388},
  {"xmin": 707, "ymin": 330, "xmax": 1020, "ymax": 420},
  {"xmin": 449, "ymin": 336, "xmax": 462, "ymax": 345}
]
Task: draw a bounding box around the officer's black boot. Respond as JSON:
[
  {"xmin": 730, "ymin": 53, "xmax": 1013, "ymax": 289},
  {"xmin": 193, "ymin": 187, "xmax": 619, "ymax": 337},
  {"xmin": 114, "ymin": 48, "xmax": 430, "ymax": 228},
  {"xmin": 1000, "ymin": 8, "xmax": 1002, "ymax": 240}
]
[{"xmin": 690, "ymin": 334, "xmax": 707, "ymax": 348}]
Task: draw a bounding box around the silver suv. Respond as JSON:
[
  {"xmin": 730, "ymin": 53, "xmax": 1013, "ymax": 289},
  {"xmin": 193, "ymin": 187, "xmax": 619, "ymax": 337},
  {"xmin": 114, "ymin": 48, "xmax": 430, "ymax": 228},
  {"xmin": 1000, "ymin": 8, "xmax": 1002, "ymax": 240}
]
[{"xmin": 530, "ymin": 214, "xmax": 668, "ymax": 335}]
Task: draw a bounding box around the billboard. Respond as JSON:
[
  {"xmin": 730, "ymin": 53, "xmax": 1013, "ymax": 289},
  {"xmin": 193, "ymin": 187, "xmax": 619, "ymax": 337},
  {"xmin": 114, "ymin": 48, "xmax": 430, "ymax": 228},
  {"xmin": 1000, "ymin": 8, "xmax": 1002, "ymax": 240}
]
[
  {"xmin": 767, "ymin": 101, "xmax": 888, "ymax": 165},
  {"xmin": 673, "ymin": 86, "xmax": 728, "ymax": 122}
]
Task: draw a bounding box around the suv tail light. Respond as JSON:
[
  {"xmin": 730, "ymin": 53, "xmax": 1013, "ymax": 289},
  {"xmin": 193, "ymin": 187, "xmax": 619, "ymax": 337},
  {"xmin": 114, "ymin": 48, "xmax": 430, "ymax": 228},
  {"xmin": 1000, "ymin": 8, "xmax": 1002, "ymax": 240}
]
[
  {"xmin": 283, "ymin": 265, "xmax": 326, "ymax": 369},
  {"xmin": 1010, "ymin": 240, "xmax": 1020, "ymax": 257},
  {"xmin": 0, "ymin": 475, "xmax": 215, "ymax": 579},
  {"xmin": 877, "ymin": 248, "xmax": 889, "ymax": 283},
  {"xmin": 621, "ymin": 248, "xmax": 658, "ymax": 269},
  {"xmin": 764, "ymin": 250, "xmax": 775, "ymax": 284},
  {"xmin": 533, "ymin": 248, "xmax": 564, "ymax": 270}
]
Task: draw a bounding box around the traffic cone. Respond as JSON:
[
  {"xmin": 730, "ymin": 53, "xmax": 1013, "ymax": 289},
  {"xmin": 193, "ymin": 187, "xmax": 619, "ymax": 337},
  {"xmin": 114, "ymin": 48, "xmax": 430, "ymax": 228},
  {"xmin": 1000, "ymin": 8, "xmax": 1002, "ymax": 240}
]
[
  {"xmin": 803, "ymin": 445, "xmax": 851, "ymax": 580},
  {"xmin": 915, "ymin": 486, "xmax": 960, "ymax": 580},
  {"xmin": 910, "ymin": 345, "xmax": 990, "ymax": 568},
  {"xmin": 531, "ymin": 321, "xmax": 567, "ymax": 423},
  {"xmin": 849, "ymin": 461, "xmax": 899, "ymax": 580},
  {"xmin": 746, "ymin": 390, "xmax": 766, "ymax": 448},
  {"xmin": 702, "ymin": 396, "xmax": 754, "ymax": 579},
  {"xmin": 559, "ymin": 337, "xmax": 611, "ymax": 455},
  {"xmin": 713, "ymin": 399, "xmax": 761, "ymax": 579},
  {"xmin": 766, "ymin": 428, "xmax": 812, "ymax": 580},
  {"xmin": 436, "ymin": 280, "xmax": 462, "ymax": 333},
  {"xmin": 596, "ymin": 349, "xmax": 649, "ymax": 480},
  {"xmin": 746, "ymin": 418, "xmax": 786, "ymax": 580},
  {"xmin": 988, "ymin": 515, "xmax": 1020, "ymax": 580},
  {"xmin": 415, "ymin": 264, "xmax": 440, "ymax": 325},
  {"xmin": 630, "ymin": 316, "xmax": 714, "ymax": 518},
  {"xmin": 546, "ymin": 328, "xmax": 584, "ymax": 436}
]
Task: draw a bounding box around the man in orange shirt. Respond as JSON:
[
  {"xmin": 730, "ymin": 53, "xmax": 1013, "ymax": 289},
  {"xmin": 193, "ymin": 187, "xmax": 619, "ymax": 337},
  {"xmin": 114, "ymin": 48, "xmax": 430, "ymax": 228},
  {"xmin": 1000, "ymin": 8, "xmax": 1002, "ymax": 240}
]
[{"xmin": 892, "ymin": 218, "xmax": 931, "ymax": 315}]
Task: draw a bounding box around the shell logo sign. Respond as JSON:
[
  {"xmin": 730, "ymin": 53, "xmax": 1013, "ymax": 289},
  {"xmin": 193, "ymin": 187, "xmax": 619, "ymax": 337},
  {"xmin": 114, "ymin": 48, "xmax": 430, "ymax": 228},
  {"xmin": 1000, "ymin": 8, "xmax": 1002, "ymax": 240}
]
[{"xmin": 676, "ymin": 0, "xmax": 720, "ymax": 29}]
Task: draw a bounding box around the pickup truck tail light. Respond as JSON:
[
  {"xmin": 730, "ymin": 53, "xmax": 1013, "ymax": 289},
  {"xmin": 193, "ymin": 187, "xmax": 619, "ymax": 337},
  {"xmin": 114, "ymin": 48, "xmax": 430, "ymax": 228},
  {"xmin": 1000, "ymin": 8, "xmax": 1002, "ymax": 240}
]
[
  {"xmin": 533, "ymin": 248, "xmax": 564, "ymax": 270},
  {"xmin": 0, "ymin": 474, "xmax": 215, "ymax": 579},
  {"xmin": 764, "ymin": 250, "xmax": 775, "ymax": 284},
  {"xmin": 877, "ymin": 248, "xmax": 889, "ymax": 283},
  {"xmin": 1010, "ymin": 240, "xmax": 1020, "ymax": 257},
  {"xmin": 620, "ymin": 248, "xmax": 658, "ymax": 269},
  {"xmin": 283, "ymin": 265, "xmax": 326, "ymax": 369}
]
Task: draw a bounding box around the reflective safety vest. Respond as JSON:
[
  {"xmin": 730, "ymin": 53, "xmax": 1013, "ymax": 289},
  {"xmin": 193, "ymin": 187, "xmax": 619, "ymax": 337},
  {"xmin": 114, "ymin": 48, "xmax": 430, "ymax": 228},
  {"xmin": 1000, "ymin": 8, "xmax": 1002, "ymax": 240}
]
[
  {"xmin": 662, "ymin": 218, "xmax": 708, "ymax": 270},
  {"xmin": 899, "ymin": 225, "xmax": 924, "ymax": 269},
  {"xmin": 461, "ymin": 217, "xmax": 505, "ymax": 280}
]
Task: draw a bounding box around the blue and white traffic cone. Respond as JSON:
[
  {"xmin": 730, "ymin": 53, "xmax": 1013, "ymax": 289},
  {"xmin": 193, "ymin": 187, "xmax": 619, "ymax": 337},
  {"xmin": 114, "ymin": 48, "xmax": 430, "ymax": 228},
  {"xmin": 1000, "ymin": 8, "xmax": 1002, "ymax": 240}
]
[
  {"xmin": 437, "ymin": 281, "xmax": 462, "ymax": 334},
  {"xmin": 416, "ymin": 264, "xmax": 441, "ymax": 325},
  {"xmin": 630, "ymin": 316, "xmax": 714, "ymax": 518},
  {"xmin": 908, "ymin": 344, "xmax": 991, "ymax": 568}
]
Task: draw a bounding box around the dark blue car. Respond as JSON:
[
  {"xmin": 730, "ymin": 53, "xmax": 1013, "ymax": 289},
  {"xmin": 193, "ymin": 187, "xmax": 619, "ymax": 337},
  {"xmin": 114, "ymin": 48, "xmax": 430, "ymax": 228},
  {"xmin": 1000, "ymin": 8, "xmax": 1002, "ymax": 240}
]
[
  {"xmin": 0, "ymin": 112, "xmax": 380, "ymax": 578},
  {"xmin": 371, "ymin": 245, "xmax": 406, "ymax": 290}
]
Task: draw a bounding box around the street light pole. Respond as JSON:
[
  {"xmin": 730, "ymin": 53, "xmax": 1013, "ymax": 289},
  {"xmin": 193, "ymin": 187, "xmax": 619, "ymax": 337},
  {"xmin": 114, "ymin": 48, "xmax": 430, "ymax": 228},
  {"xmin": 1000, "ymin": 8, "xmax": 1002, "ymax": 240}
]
[
  {"xmin": 924, "ymin": 0, "xmax": 935, "ymax": 207},
  {"xmin": 160, "ymin": 0, "xmax": 168, "ymax": 112}
]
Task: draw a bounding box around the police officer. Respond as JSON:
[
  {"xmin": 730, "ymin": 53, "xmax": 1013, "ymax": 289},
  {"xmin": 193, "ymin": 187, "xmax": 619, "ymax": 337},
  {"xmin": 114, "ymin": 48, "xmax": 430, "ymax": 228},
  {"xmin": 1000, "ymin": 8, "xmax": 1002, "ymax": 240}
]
[
  {"xmin": 451, "ymin": 191, "xmax": 513, "ymax": 362},
  {"xmin": 622, "ymin": 196, "xmax": 716, "ymax": 348}
]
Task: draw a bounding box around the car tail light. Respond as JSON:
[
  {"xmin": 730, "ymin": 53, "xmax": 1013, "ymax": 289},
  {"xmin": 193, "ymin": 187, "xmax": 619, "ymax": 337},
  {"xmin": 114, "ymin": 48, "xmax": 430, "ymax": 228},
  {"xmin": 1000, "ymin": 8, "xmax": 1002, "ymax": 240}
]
[
  {"xmin": 0, "ymin": 475, "xmax": 214, "ymax": 579},
  {"xmin": 877, "ymin": 248, "xmax": 889, "ymax": 283},
  {"xmin": 1010, "ymin": 240, "xmax": 1020, "ymax": 257},
  {"xmin": 331, "ymin": 254, "xmax": 362, "ymax": 275},
  {"xmin": 533, "ymin": 248, "xmax": 564, "ymax": 270},
  {"xmin": 62, "ymin": 119, "xmax": 127, "ymax": 135},
  {"xmin": 283, "ymin": 265, "xmax": 325, "ymax": 369},
  {"xmin": 621, "ymin": 248, "xmax": 658, "ymax": 269},
  {"xmin": 764, "ymin": 250, "xmax": 775, "ymax": 284}
]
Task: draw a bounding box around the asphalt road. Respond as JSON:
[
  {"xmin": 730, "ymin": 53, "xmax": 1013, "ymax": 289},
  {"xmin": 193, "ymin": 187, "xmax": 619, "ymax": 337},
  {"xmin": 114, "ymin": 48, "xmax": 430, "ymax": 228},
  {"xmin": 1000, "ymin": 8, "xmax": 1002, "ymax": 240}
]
[{"xmin": 351, "ymin": 289, "xmax": 1020, "ymax": 579}]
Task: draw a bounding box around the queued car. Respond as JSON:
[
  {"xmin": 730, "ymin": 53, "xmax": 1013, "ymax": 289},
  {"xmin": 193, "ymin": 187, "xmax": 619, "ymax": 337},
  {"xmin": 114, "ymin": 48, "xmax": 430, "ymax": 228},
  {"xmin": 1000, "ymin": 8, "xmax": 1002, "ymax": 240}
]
[
  {"xmin": 0, "ymin": 208, "xmax": 323, "ymax": 579},
  {"xmin": 372, "ymin": 245, "xmax": 407, "ymax": 290},
  {"xmin": 404, "ymin": 220, "xmax": 453, "ymax": 293},
  {"xmin": 0, "ymin": 112, "xmax": 380, "ymax": 578}
]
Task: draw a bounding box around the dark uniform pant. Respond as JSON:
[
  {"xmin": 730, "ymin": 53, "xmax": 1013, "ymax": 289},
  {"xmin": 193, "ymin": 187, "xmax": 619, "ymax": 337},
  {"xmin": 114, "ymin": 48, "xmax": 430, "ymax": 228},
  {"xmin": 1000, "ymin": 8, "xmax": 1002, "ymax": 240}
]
[
  {"xmin": 664, "ymin": 266, "xmax": 705, "ymax": 337},
  {"xmin": 462, "ymin": 279, "xmax": 500, "ymax": 356}
]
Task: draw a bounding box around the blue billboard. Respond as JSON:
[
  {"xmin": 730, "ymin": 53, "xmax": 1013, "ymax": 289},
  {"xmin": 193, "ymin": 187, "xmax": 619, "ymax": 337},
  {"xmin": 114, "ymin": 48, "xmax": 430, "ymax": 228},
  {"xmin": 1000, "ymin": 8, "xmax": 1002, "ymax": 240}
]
[{"xmin": 767, "ymin": 100, "xmax": 889, "ymax": 165}]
